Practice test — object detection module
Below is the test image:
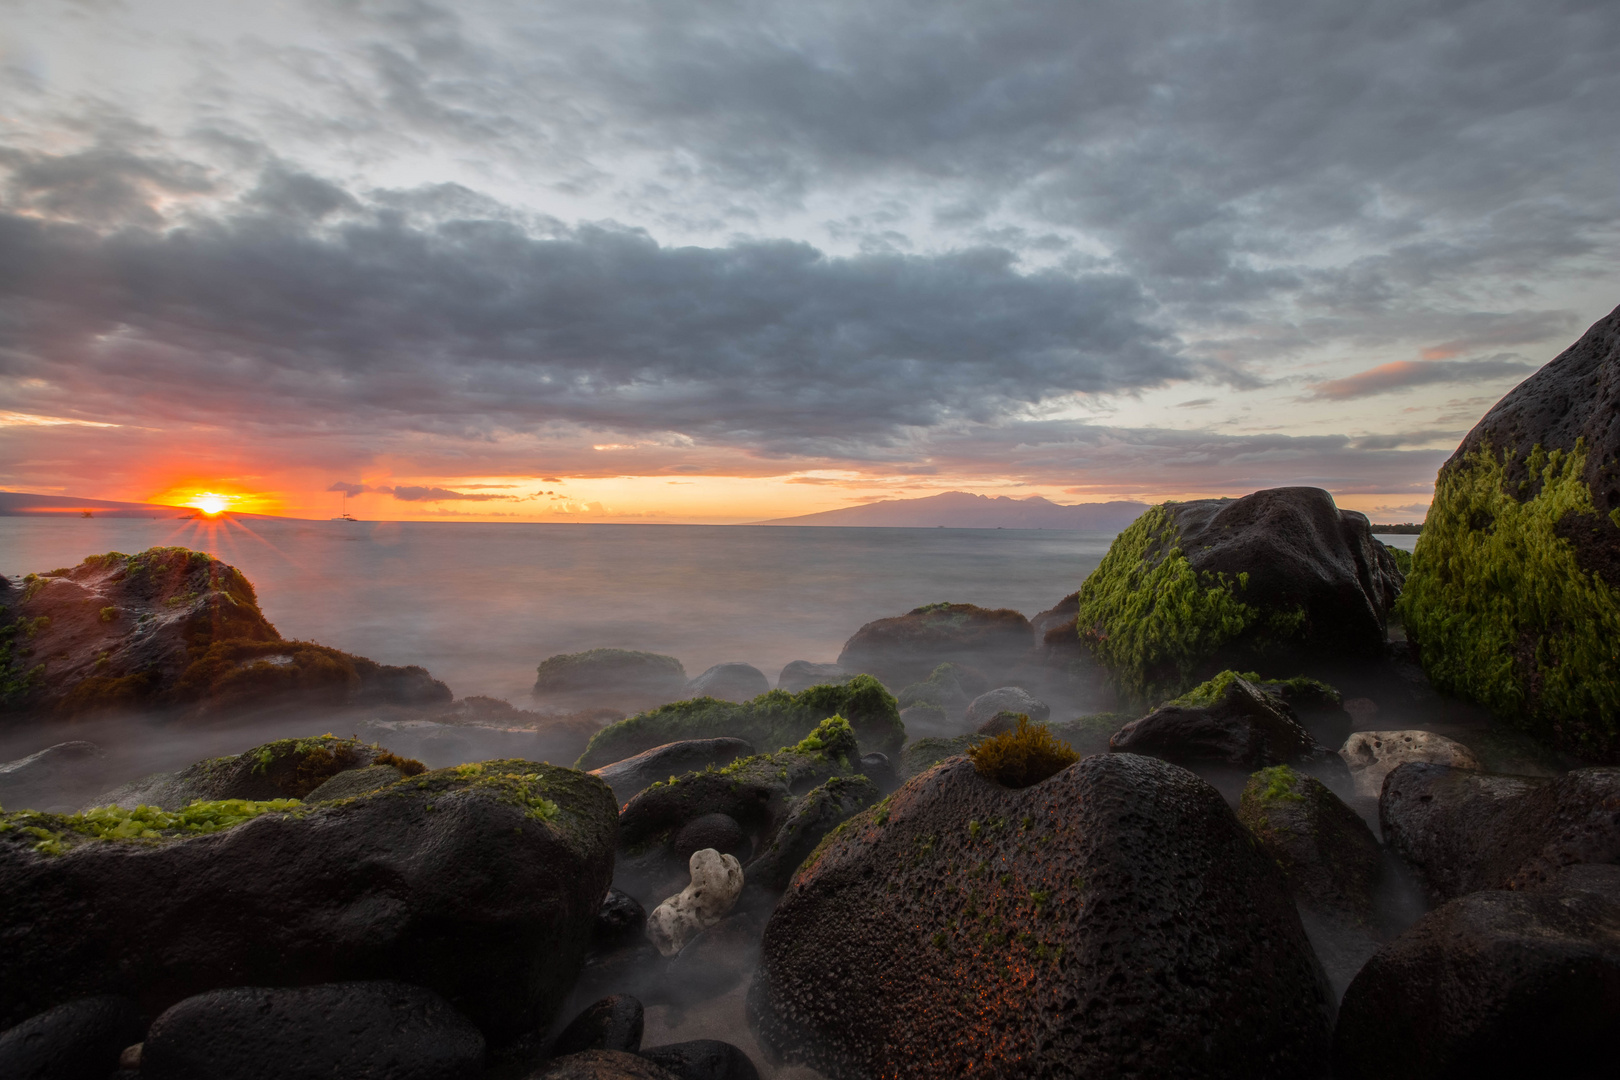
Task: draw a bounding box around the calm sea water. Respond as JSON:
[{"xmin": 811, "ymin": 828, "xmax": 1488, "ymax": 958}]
[{"xmin": 2, "ymin": 517, "xmax": 1135, "ymax": 703}]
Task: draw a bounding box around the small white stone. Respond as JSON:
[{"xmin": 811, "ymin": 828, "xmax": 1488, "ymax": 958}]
[
  {"xmin": 1340, "ymin": 730, "xmax": 1483, "ymax": 798},
  {"xmin": 646, "ymin": 847, "xmax": 744, "ymax": 957}
]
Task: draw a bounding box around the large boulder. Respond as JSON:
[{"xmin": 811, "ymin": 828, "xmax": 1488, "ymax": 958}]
[
  {"xmin": 1401, "ymin": 303, "xmax": 1620, "ymax": 760},
  {"xmin": 533, "ymin": 650, "xmax": 688, "ymax": 710},
  {"xmin": 1237, "ymin": 765, "xmax": 1382, "ymax": 921},
  {"xmin": 1108, "ymin": 672, "xmax": 1341, "ymax": 772},
  {"xmin": 0, "ymin": 548, "xmax": 449, "ymax": 719},
  {"xmin": 0, "ymin": 758, "xmax": 617, "ymax": 1041},
  {"xmin": 964, "ymin": 686, "xmax": 1050, "ymax": 727},
  {"xmin": 575, "ymin": 676, "xmax": 902, "ymax": 771},
  {"xmin": 774, "ymin": 661, "xmax": 846, "ymax": 693},
  {"xmin": 0, "ymin": 995, "xmax": 145, "ymax": 1080},
  {"xmin": 89, "ymin": 734, "xmax": 423, "ymax": 811},
  {"xmin": 140, "ymin": 982, "xmax": 485, "ymax": 1080},
  {"xmin": 1340, "ymin": 730, "xmax": 1482, "ymax": 799},
  {"xmin": 836, "ymin": 603, "xmax": 1033, "ymax": 688},
  {"xmin": 589, "ymin": 738, "xmax": 754, "ymax": 805},
  {"xmin": 685, "ymin": 664, "xmax": 769, "ymax": 704},
  {"xmin": 0, "ymin": 741, "xmax": 109, "ymax": 811},
  {"xmin": 1076, "ymin": 488, "xmax": 1403, "ymax": 701},
  {"xmin": 1332, "ymin": 864, "xmax": 1620, "ymax": 1080},
  {"xmin": 1380, "ymin": 763, "xmax": 1620, "ymax": 903},
  {"xmin": 749, "ymin": 753, "xmax": 1334, "ymax": 1078}
]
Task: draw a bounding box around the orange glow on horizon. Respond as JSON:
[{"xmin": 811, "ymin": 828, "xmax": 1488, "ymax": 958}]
[{"xmin": 188, "ymin": 492, "xmax": 230, "ymax": 515}]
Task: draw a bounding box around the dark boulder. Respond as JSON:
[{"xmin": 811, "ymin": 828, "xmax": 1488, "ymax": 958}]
[
  {"xmin": 774, "ymin": 661, "xmax": 846, "ymax": 693},
  {"xmin": 858, "ymin": 751, "xmax": 898, "ymax": 793},
  {"xmin": 534, "ymin": 1050, "xmax": 680, "ymax": 1079},
  {"xmin": 1333, "ymin": 864, "xmax": 1620, "ymax": 1080},
  {"xmin": 0, "ymin": 548, "xmax": 450, "ymax": 719},
  {"xmin": 836, "ymin": 604, "xmax": 1033, "ymax": 688},
  {"xmin": 673, "ymin": 813, "xmax": 748, "ymax": 862},
  {"xmin": 590, "ymin": 739, "xmax": 754, "ymax": 805},
  {"xmin": 685, "ymin": 664, "xmax": 769, "ymax": 704},
  {"xmin": 1109, "ymin": 673, "xmax": 1340, "ymax": 771},
  {"xmin": 0, "ymin": 995, "xmax": 144, "ymax": 1080},
  {"xmin": 534, "ymin": 650, "xmax": 688, "ymax": 711},
  {"xmin": 0, "ymin": 759, "xmax": 617, "ymax": 1041},
  {"xmin": 550, "ymin": 996, "xmax": 644, "ymax": 1057},
  {"xmin": 593, "ymin": 889, "xmax": 647, "ymax": 948},
  {"xmin": 1380, "ymin": 763, "xmax": 1620, "ymax": 903},
  {"xmin": 1076, "ymin": 488, "xmax": 1402, "ymax": 701},
  {"xmin": 749, "ymin": 753, "xmax": 1333, "ymax": 1079},
  {"xmin": 741, "ymin": 773, "xmax": 881, "ymax": 890},
  {"xmin": 303, "ymin": 763, "xmax": 406, "ymax": 801},
  {"xmin": 140, "ymin": 982, "xmax": 483, "ymax": 1080},
  {"xmin": 0, "ymin": 741, "xmax": 108, "ymax": 811},
  {"xmin": 1401, "ymin": 303, "xmax": 1620, "ymax": 759},
  {"xmin": 639, "ymin": 1040, "xmax": 760, "ymax": 1080},
  {"xmin": 576, "ymin": 677, "xmax": 901, "ymax": 771},
  {"xmin": 1238, "ymin": 766, "xmax": 1381, "ymax": 919}
]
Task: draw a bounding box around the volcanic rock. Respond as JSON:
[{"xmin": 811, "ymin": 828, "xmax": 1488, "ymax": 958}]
[
  {"xmin": 1108, "ymin": 673, "xmax": 1340, "ymax": 771},
  {"xmin": 1380, "ymin": 763, "xmax": 1620, "ymax": 902},
  {"xmin": 590, "ymin": 739, "xmax": 754, "ymax": 806},
  {"xmin": 140, "ymin": 982, "xmax": 484, "ymax": 1080},
  {"xmin": 836, "ymin": 604, "xmax": 1033, "ymax": 688},
  {"xmin": 749, "ymin": 753, "xmax": 1333, "ymax": 1078},
  {"xmin": 964, "ymin": 686, "xmax": 1049, "ymax": 727},
  {"xmin": 0, "ymin": 548, "xmax": 449, "ymax": 719},
  {"xmin": 1237, "ymin": 766, "xmax": 1381, "ymax": 920},
  {"xmin": 741, "ymin": 773, "xmax": 881, "ymax": 890},
  {"xmin": 0, "ymin": 995, "xmax": 145, "ymax": 1080},
  {"xmin": 303, "ymin": 763, "xmax": 406, "ymax": 802},
  {"xmin": 534, "ymin": 1050, "xmax": 680, "ymax": 1080},
  {"xmin": 639, "ymin": 1040, "xmax": 760, "ymax": 1080},
  {"xmin": 534, "ymin": 650, "xmax": 688, "ymax": 710},
  {"xmin": 593, "ymin": 888, "xmax": 647, "ymax": 948},
  {"xmin": 0, "ymin": 759, "xmax": 617, "ymax": 1040},
  {"xmin": 685, "ymin": 664, "xmax": 769, "ymax": 704},
  {"xmin": 1340, "ymin": 729, "xmax": 1482, "ymax": 798},
  {"xmin": 774, "ymin": 661, "xmax": 846, "ymax": 693},
  {"xmin": 0, "ymin": 741, "xmax": 108, "ymax": 811},
  {"xmin": 1332, "ymin": 864, "xmax": 1620, "ymax": 1080},
  {"xmin": 1076, "ymin": 487, "xmax": 1402, "ymax": 700},
  {"xmin": 551, "ymin": 995, "xmax": 644, "ymax": 1057}
]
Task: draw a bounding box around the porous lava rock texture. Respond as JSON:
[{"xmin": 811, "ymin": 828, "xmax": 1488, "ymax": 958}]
[
  {"xmin": 836, "ymin": 603, "xmax": 1033, "ymax": 688},
  {"xmin": 1380, "ymin": 763, "xmax": 1620, "ymax": 903},
  {"xmin": 140, "ymin": 981, "xmax": 485, "ymax": 1080},
  {"xmin": 1237, "ymin": 766, "xmax": 1381, "ymax": 920},
  {"xmin": 0, "ymin": 547, "xmax": 449, "ymax": 719},
  {"xmin": 1332, "ymin": 864, "xmax": 1620, "ymax": 1080},
  {"xmin": 535, "ymin": 1050, "xmax": 680, "ymax": 1080},
  {"xmin": 749, "ymin": 754, "xmax": 1333, "ymax": 1079},
  {"xmin": 1109, "ymin": 674, "xmax": 1338, "ymax": 770},
  {"xmin": 685, "ymin": 664, "xmax": 770, "ymax": 704},
  {"xmin": 0, "ymin": 759, "xmax": 617, "ymax": 1041},
  {"xmin": 1076, "ymin": 487, "xmax": 1402, "ymax": 701},
  {"xmin": 0, "ymin": 995, "xmax": 145, "ymax": 1080},
  {"xmin": 1339, "ymin": 730, "xmax": 1482, "ymax": 798},
  {"xmin": 1401, "ymin": 302, "xmax": 1620, "ymax": 759}
]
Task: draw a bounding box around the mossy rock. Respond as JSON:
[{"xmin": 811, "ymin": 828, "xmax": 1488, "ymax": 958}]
[
  {"xmin": 1400, "ymin": 304, "xmax": 1620, "ymax": 760},
  {"xmin": 836, "ymin": 604, "xmax": 1033, "ymax": 688},
  {"xmin": 533, "ymin": 649, "xmax": 686, "ymax": 695},
  {"xmin": 0, "ymin": 548, "xmax": 449, "ymax": 717},
  {"xmin": 0, "ymin": 759, "xmax": 618, "ymax": 1039},
  {"xmin": 1237, "ymin": 765, "xmax": 1382, "ymax": 920},
  {"xmin": 576, "ymin": 675, "xmax": 902, "ymax": 770},
  {"xmin": 1075, "ymin": 488, "xmax": 1402, "ymax": 703}
]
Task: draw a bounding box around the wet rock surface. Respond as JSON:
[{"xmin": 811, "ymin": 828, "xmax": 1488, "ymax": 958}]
[
  {"xmin": 740, "ymin": 773, "xmax": 880, "ymax": 890},
  {"xmin": 552, "ymin": 995, "xmax": 645, "ymax": 1057},
  {"xmin": 686, "ymin": 664, "xmax": 770, "ymax": 704},
  {"xmin": 140, "ymin": 981, "xmax": 484, "ymax": 1080},
  {"xmin": 1109, "ymin": 674, "xmax": 1341, "ymax": 772},
  {"xmin": 1380, "ymin": 763, "xmax": 1620, "ymax": 902},
  {"xmin": 837, "ymin": 603, "xmax": 1033, "ymax": 688},
  {"xmin": 0, "ymin": 759, "xmax": 617, "ymax": 1040},
  {"xmin": 303, "ymin": 762, "xmax": 406, "ymax": 801},
  {"xmin": 1333, "ymin": 864, "xmax": 1620, "ymax": 1080},
  {"xmin": 0, "ymin": 548, "xmax": 450, "ymax": 720},
  {"xmin": 591, "ymin": 740, "xmax": 755, "ymax": 806},
  {"xmin": 0, "ymin": 995, "xmax": 145, "ymax": 1080},
  {"xmin": 1237, "ymin": 766, "xmax": 1382, "ymax": 920},
  {"xmin": 750, "ymin": 753, "xmax": 1333, "ymax": 1079},
  {"xmin": 1340, "ymin": 730, "xmax": 1482, "ymax": 799}
]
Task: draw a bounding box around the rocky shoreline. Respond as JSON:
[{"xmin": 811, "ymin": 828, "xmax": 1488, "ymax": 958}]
[{"xmin": 2, "ymin": 308, "xmax": 1618, "ymax": 1078}]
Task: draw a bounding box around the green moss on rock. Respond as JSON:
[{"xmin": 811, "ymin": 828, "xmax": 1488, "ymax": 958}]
[
  {"xmin": 1401, "ymin": 440, "xmax": 1620, "ymax": 759},
  {"xmin": 576, "ymin": 674, "xmax": 902, "ymax": 769},
  {"xmin": 1171, "ymin": 670, "xmax": 1341, "ymax": 710}
]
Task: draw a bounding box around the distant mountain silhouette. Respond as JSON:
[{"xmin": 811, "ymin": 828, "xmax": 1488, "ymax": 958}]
[
  {"xmin": 754, "ymin": 491, "xmax": 1149, "ymax": 531},
  {"xmin": 0, "ymin": 491, "xmax": 267, "ymax": 519}
]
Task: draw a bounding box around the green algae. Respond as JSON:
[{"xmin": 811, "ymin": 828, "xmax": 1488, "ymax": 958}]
[
  {"xmin": 1400, "ymin": 439, "xmax": 1620, "ymax": 758},
  {"xmin": 1250, "ymin": 765, "xmax": 1305, "ymax": 805},
  {"xmin": 1169, "ymin": 670, "xmax": 1341, "ymax": 709},
  {"xmin": 0, "ymin": 798, "xmax": 304, "ymax": 855}
]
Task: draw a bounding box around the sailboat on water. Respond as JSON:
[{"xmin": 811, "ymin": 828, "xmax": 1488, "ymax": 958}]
[{"xmin": 331, "ymin": 491, "xmax": 361, "ymax": 522}]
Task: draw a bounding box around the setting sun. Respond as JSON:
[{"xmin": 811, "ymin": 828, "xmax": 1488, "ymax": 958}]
[{"xmin": 188, "ymin": 493, "xmax": 230, "ymax": 515}]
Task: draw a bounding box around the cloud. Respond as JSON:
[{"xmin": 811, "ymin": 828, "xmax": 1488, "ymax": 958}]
[
  {"xmin": 1310, "ymin": 357, "xmax": 1537, "ymax": 401},
  {"xmin": 388, "ymin": 485, "xmax": 512, "ymax": 502}
]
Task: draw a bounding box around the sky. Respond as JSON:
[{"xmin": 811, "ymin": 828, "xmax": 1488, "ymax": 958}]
[{"xmin": 1, "ymin": 0, "xmax": 1616, "ymax": 523}]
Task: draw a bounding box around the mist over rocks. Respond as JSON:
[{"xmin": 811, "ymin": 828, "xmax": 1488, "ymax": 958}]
[
  {"xmin": 1077, "ymin": 487, "xmax": 1403, "ymax": 702},
  {"xmin": 0, "ymin": 548, "xmax": 449, "ymax": 721},
  {"xmin": 749, "ymin": 753, "xmax": 1334, "ymax": 1079},
  {"xmin": 0, "ymin": 758, "xmax": 617, "ymax": 1041},
  {"xmin": 836, "ymin": 602, "xmax": 1034, "ymax": 689},
  {"xmin": 1108, "ymin": 672, "xmax": 1342, "ymax": 774},
  {"xmin": 686, "ymin": 664, "xmax": 770, "ymax": 704},
  {"xmin": 535, "ymin": 650, "xmax": 689, "ymax": 713}
]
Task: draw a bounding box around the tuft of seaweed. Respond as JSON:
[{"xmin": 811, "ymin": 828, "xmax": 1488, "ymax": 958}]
[{"xmin": 966, "ymin": 716, "xmax": 1079, "ymax": 789}]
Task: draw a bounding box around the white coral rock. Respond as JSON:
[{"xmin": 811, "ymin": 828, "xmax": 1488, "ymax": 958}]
[
  {"xmin": 1340, "ymin": 730, "xmax": 1483, "ymax": 798},
  {"xmin": 646, "ymin": 847, "xmax": 744, "ymax": 957}
]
